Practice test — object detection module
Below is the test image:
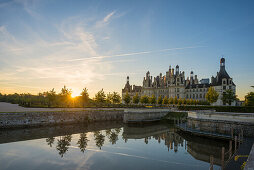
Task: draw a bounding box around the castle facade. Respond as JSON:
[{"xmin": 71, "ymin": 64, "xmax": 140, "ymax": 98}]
[{"xmin": 122, "ymin": 58, "xmax": 236, "ymax": 106}]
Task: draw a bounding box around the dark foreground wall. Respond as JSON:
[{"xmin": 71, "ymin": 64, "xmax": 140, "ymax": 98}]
[{"xmin": 0, "ymin": 110, "xmax": 124, "ymax": 128}]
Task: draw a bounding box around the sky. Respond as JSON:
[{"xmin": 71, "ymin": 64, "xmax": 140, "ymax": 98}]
[{"xmin": 0, "ymin": 0, "xmax": 254, "ymax": 99}]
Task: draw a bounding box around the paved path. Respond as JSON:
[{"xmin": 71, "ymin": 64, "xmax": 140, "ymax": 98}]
[
  {"xmin": 225, "ymin": 138, "xmax": 254, "ymax": 170},
  {"xmin": 0, "ymin": 102, "xmax": 123, "ymax": 112},
  {"xmin": 245, "ymin": 143, "xmax": 254, "ymax": 170}
]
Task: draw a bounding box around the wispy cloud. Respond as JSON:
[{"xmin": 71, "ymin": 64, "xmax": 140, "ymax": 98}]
[
  {"xmin": 96, "ymin": 10, "xmax": 116, "ymax": 28},
  {"xmin": 103, "ymin": 11, "xmax": 116, "ymax": 23},
  {"xmin": 66, "ymin": 46, "xmax": 205, "ymax": 62}
]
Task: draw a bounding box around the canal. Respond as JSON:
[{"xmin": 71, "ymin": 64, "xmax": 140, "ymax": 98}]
[{"xmin": 0, "ymin": 121, "xmax": 228, "ymax": 170}]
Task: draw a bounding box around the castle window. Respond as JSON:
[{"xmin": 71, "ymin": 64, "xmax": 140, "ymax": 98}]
[
  {"xmin": 200, "ymin": 89, "xmax": 202, "ymax": 92},
  {"xmin": 229, "ymin": 86, "xmax": 232, "ymax": 89},
  {"xmin": 223, "ymin": 80, "xmax": 226, "ymax": 85},
  {"xmin": 223, "ymin": 86, "xmax": 226, "ymax": 90},
  {"xmin": 187, "ymin": 94, "xmax": 189, "ymax": 98},
  {"xmin": 200, "ymin": 94, "xmax": 202, "ymax": 98},
  {"xmin": 193, "ymin": 94, "xmax": 195, "ymax": 99},
  {"xmin": 229, "ymin": 80, "xmax": 232, "ymax": 84}
]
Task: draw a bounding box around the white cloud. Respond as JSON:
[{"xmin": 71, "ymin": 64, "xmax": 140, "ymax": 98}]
[{"xmin": 103, "ymin": 11, "xmax": 116, "ymax": 23}]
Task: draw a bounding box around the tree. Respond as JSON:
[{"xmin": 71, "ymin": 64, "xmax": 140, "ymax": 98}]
[
  {"xmin": 245, "ymin": 92, "xmax": 254, "ymax": 106},
  {"xmin": 173, "ymin": 96, "xmax": 178, "ymax": 105},
  {"xmin": 205, "ymin": 87, "xmax": 219, "ymax": 104},
  {"xmin": 59, "ymin": 85, "xmax": 72, "ymax": 107},
  {"xmin": 183, "ymin": 98, "xmax": 187, "ymax": 105},
  {"xmin": 178, "ymin": 98, "xmax": 183, "ymax": 105},
  {"xmin": 106, "ymin": 93, "xmax": 113, "ymax": 104},
  {"xmin": 112, "ymin": 92, "xmax": 121, "ymax": 104},
  {"xmin": 222, "ymin": 89, "xmax": 236, "ymax": 105},
  {"xmin": 157, "ymin": 96, "xmax": 163, "ymax": 105},
  {"xmin": 95, "ymin": 89, "xmax": 106, "ymax": 103},
  {"xmin": 149, "ymin": 94, "xmax": 156, "ymax": 104},
  {"xmin": 186, "ymin": 99, "xmax": 191, "ymax": 105},
  {"xmin": 162, "ymin": 96, "xmax": 168, "ymax": 105},
  {"xmin": 140, "ymin": 95, "xmax": 149, "ymax": 104},
  {"xmin": 133, "ymin": 93, "xmax": 140, "ymax": 104},
  {"xmin": 80, "ymin": 88, "xmax": 89, "ymax": 107},
  {"xmin": 45, "ymin": 88, "xmax": 56, "ymax": 107},
  {"xmin": 123, "ymin": 92, "xmax": 131, "ymax": 104},
  {"xmin": 168, "ymin": 97, "xmax": 174, "ymax": 105}
]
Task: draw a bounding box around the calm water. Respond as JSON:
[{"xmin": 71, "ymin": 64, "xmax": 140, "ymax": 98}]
[{"xmin": 0, "ymin": 122, "xmax": 227, "ymax": 170}]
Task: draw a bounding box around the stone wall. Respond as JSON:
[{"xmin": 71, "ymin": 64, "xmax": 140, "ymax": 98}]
[
  {"xmin": 123, "ymin": 109, "xmax": 170, "ymax": 123},
  {"xmin": 0, "ymin": 110, "xmax": 124, "ymax": 128}
]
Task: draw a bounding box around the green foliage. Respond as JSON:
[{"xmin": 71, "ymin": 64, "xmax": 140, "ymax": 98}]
[
  {"xmin": 183, "ymin": 98, "xmax": 187, "ymax": 105},
  {"xmin": 80, "ymin": 88, "xmax": 89, "ymax": 107},
  {"xmin": 173, "ymin": 96, "xmax": 178, "ymax": 105},
  {"xmin": 59, "ymin": 85, "xmax": 72, "ymax": 107},
  {"xmin": 45, "ymin": 88, "xmax": 56, "ymax": 107},
  {"xmin": 95, "ymin": 89, "xmax": 106, "ymax": 103},
  {"xmin": 206, "ymin": 87, "xmax": 219, "ymax": 104},
  {"xmin": 245, "ymin": 92, "xmax": 254, "ymax": 106},
  {"xmin": 168, "ymin": 97, "xmax": 174, "ymax": 104},
  {"xmin": 178, "ymin": 98, "xmax": 183, "ymax": 105},
  {"xmin": 149, "ymin": 94, "xmax": 156, "ymax": 104},
  {"xmin": 112, "ymin": 92, "xmax": 121, "ymax": 104},
  {"xmin": 140, "ymin": 95, "xmax": 149, "ymax": 104},
  {"xmin": 132, "ymin": 93, "xmax": 140, "ymax": 104},
  {"xmin": 157, "ymin": 96, "xmax": 163, "ymax": 105},
  {"xmin": 123, "ymin": 92, "xmax": 131, "ymax": 104},
  {"xmin": 186, "ymin": 99, "xmax": 191, "ymax": 105},
  {"xmin": 222, "ymin": 90, "xmax": 236, "ymax": 105},
  {"xmin": 162, "ymin": 96, "xmax": 168, "ymax": 105}
]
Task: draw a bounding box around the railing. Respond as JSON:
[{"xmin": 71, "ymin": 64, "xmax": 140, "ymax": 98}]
[
  {"xmin": 174, "ymin": 121, "xmax": 244, "ymax": 170},
  {"xmin": 209, "ymin": 128, "xmax": 244, "ymax": 170}
]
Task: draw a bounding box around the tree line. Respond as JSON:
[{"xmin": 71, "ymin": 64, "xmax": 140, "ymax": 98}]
[
  {"xmin": 0, "ymin": 86, "xmax": 121, "ymax": 108},
  {"xmin": 0, "ymin": 86, "xmax": 253, "ymax": 107}
]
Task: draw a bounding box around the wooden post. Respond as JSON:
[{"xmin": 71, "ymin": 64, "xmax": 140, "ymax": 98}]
[
  {"xmin": 221, "ymin": 147, "xmax": 225, "ymax": 170},
  {"xmin": 235, "ymin": 136, "xmax": 237, "ymax": 152},
  {"xmin": 231, "ymin": 127, "xmax": 233, "ymax": 139},
  {"xmin": 210, "ymin": 155, "xmax": 214, "ymax": 170},
  {"xmin": 241, "ymin": 129, "xmax": 243, "ymax": 141},
  {"xmin": 229, "ymin": 140, "xmax": 232, "ymax": 158},
  {"xmin": 185, "ymin": 140, "xmax": 186, "ymax": 150},
  {"xmin": 238, "ymin": 133, "xmax": 241, "ymax": 146}
]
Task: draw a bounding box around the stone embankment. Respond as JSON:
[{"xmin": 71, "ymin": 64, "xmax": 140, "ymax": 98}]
[
  {"xmin": 0, "ymin": 107, "xmax": 172, "ymax": 128},
  {"xmin": 0, "ymin": 110, "xmax": 124, "ymax": 128}
]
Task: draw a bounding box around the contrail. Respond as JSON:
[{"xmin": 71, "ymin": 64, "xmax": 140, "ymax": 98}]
[
  {"xmin": 69, "ymin": 145, "xmax": 207, "ymax": 168},
  {"xmin": 66, "ymin": 46, "xmax": 205, "ymax": 62}
]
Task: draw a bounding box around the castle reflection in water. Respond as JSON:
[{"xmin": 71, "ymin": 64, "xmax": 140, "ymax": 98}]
[{"xmin": 0, "ymin": 121, "xmax": 229, "ymax": 166}]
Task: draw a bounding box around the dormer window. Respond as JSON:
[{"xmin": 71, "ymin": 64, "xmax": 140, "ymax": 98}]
[{"xmin": 223, "ymin": 80, "xmax": 226, "ymax": 85}]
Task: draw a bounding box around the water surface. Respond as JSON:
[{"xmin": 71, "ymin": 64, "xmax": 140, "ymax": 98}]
[{"xmin": 0, "ymin": 122, "xmax": 226, "ymax": 170}]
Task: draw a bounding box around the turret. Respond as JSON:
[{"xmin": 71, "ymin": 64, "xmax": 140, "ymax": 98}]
[
  {"xmin": 220, "ymin": 57, "xmax": 225, "ymax": 71},
  {"xmin": 176, "ymin": 65, "xmax": 179, "ymax": 75},
  {"xmin": 190, "ymin": 71, "xmax": 194, "ymax": 85}
]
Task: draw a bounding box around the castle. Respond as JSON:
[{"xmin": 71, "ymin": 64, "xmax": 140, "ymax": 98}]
[{"xmin": 122, "ymin": 57, "xmax": 236, "ymax": 106}]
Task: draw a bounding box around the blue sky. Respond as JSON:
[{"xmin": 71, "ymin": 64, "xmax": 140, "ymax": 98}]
[{"xmin": 0, "ymin": 0, "xmax": 254, "ymax": 99}]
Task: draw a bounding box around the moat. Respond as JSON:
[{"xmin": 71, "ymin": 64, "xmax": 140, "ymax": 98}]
[{"xmin": 0, "ymin": 121, "xmax": 229, "ymax": 170}]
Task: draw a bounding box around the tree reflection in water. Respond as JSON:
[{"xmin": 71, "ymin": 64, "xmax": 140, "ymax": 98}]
[
  {"xmin": 56, "ymin": 135, "xmax": 72, "ymax": 157},
  {"xmin": 45, "ymin": 127, "xmax": 186, "ymax": 157},
  {"xmin": 93, "ymin": 131, "xmax": 105, "ymax": 150},
  {"xmin": 46, "ymin": 137, "xmax": 55, "ymax": 147},
  {"xmin": 77, "ymin": 133, "xmax": 89, "ymax": 153}
]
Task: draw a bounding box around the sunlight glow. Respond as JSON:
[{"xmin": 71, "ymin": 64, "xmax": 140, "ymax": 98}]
[{"xmin": 71, "ymin": 92, "xmax": 80, "ymax": 98}]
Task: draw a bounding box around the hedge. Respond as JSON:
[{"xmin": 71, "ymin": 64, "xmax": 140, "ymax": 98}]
[{"xmin": 177, "ymin": 105, "xmax": 254, "ymax": 113}]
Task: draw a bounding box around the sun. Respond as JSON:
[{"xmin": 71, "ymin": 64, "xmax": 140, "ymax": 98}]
[{"xmin": 71, "ymin": 92, "xmax": 80, "ymax": 98}]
